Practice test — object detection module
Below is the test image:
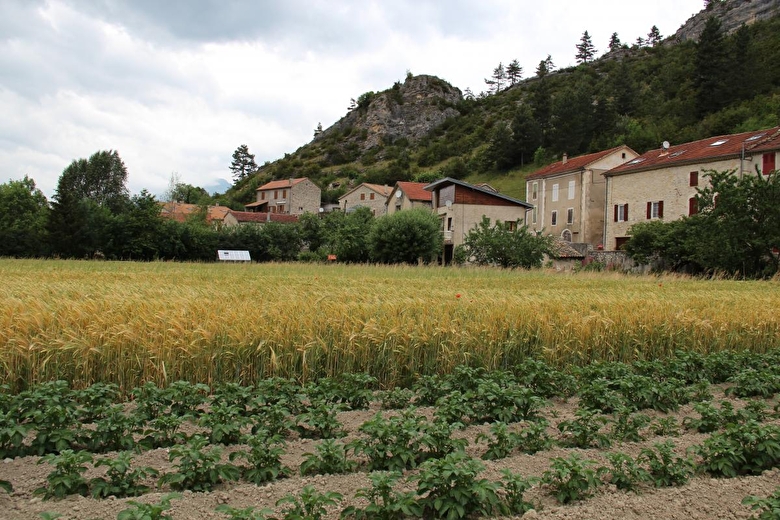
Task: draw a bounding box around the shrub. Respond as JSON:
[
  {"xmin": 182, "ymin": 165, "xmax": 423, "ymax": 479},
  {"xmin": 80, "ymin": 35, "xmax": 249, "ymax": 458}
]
[{"xmin": 542, "ymin": 453, "xmax": 605, "ymax": 504}]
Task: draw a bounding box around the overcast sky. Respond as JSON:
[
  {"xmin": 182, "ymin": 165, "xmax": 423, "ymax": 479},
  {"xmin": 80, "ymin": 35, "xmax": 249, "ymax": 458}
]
[{"xmin": 1, "ymin": 0, "xmax": 704, "ymax": 199}]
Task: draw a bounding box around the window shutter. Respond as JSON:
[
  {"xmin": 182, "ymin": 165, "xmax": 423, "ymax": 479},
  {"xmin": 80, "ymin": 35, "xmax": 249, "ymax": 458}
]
[
  {"xmin": 658, "ymin": 201, "xmax": 664, "ymax": 218},
  {"xmin": 614, "ymin": 205, "xmax": 618, "ymax": 222},
  {"xmin": 624, "ymin": 203, "xmax": 628, "ymax": 220},
  {"xmin": 646, "ymin": 202, "xmax": 652, "ymax": 219},
  {"xmin": 689, "ymin": 197, "xmax": 698, "ymax": 216}
]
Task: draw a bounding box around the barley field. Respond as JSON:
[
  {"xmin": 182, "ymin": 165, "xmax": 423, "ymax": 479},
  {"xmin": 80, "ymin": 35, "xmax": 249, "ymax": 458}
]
[{"xmin": 1, "ymin": 259, "xmax": 778, "ymax": 392}]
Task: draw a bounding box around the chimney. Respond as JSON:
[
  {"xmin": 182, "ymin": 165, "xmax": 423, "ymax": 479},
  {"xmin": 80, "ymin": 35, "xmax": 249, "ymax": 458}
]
[{"xmin": 562, "ymin": 153, "xmax": 568, "ymax": 165}]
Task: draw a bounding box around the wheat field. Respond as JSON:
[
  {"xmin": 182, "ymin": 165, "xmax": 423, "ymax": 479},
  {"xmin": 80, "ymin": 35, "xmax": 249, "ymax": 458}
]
[{"xmin": 1, "ymin": 259, "xmax": 778, "ymax": 391}]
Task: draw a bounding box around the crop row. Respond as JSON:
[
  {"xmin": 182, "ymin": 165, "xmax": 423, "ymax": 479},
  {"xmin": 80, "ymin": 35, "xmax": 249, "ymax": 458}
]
[{"xmin": 3, "ymin": 261, "xmax": 780, "ymax": 391}]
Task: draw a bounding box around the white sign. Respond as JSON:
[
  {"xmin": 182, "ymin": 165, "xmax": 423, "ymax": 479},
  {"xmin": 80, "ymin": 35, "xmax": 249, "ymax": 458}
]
[{"xmin": 217, "ymin": 250, "xmax": 251, "ymax": 262}]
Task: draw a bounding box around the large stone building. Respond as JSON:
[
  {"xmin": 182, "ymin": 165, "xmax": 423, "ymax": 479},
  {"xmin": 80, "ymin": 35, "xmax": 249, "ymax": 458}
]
[
  {"xmin": 338, "ymin": 183, "xmax": 391, "ymax": 215},
  {"xmin": 525, "ymin": 145, "xmax": 637, "ymax": 247},
  {"xmin": 604, "ymin": 127, "xmax": 780, "ymax": 250},
  {"xmin": 246, "ymin": 178, "xmax": 321, "ymax": 215}
]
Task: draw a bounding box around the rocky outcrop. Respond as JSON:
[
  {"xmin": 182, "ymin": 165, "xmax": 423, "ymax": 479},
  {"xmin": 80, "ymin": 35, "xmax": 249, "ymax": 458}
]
[
  {"xmin": 673, "ymin": 0, "xmax": 780, "ymax": 42},
  {"xmin": 315, "ymin": 74, "xmax": 462, "ymax": 153}
]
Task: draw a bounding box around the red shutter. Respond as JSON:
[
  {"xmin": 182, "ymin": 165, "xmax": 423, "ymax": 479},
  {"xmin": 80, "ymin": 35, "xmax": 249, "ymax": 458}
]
[
  {"xmin": 614, "ymin": 205, "xmax": 618, "ymax": 222},
  {"xmin": 624, "ymin": 203, "xmax": 628, "ymax": 220},
  {"xmin": 763, "ymin": 153, "xmax": 776, "ymax": 174},
  {"xmin": 689, "ymin": 197, "xmax": 698, "ymax": 216},
  {"xmin": 658, "ymin": 201, "xmax": 664, "ymax": 218},
  {"xmin": 689, "ymin": 172, "xmax": 698, "ymax": 186},
  {"xmin": 646, "ymin": 202, "xmax": 652, "ymax": 219}
]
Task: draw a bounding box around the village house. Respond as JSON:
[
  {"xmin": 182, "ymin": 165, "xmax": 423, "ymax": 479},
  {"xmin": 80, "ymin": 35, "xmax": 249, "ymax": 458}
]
[
  {"xmin": 222, "ymin": 210, "xmax": 299, "ymax": 227},
  {"xmin": 604, "ymin": 127, "xmax": 780, "ymax": 250},
  {"xmin": 424, "ymin": 177, "xmax": 533, "ymax": 264},
  {"xmin": 245, "ymin": 178, "xmax": 321, "ymax": 215},
  {"xmin": 159, "ymin": 203, "xmax": 231, "ymax": 226},
  {"xmin": 337, "ymin": 183, "xmax": 391, "ymax": 215},
  {"xmin": 525, "ymin": 145, "xmax": 638, "ymax": 247},
  {"xmin": 385, "ymin": 181, "xmax": 433, "ymax": 215}
]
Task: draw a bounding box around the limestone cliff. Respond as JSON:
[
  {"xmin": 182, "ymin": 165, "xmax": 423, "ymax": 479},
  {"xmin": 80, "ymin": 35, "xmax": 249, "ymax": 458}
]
[{"xmin": 673, "ymin": 0, "xmax": 780, "ymax": 41}]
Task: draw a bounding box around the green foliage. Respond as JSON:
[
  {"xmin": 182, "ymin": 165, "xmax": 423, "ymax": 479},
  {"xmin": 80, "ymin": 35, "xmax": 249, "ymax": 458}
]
[
  {"xmin": 380, "ymin": 388, "xmax": 415, "ymax": 410},
  {"xmin": 307, "ymin": 373, "xmax": 377, "ymax": 410},
  {"xmin": 295, "ymin": 401, "xmax": 345, "ymax": 439},
  {"xmin": 542, "ymin": 453, "xmax": 605, "ymax": 504},
  {"xmin": 477, "ymin": 422, "xmax": 521, "ymax": 460},
  {"xmin": 340, "ymin": 471, "xmax": 421, "ymax": 520},
  {"xmin": 118, "ymin": 493, "xmax": 181, "ymax": 520},
  {"xmin": 462, "ymin": 217, "xmax": 553, "ymax": 268},
  {"xmin": 34, "ymin": 450, "xmax": 93, "ymax": 499},
  {"xmin": 697, "ymin": 421, "xmax": 780, "ymax": 477},
  {"xmin": 500, "ymin": 469, "xmax": 538, "ymax": 515},
  {"xmin": 300, "ymin": 439, "xmax": 357, "ymax": 476},
  {"xmin": 198, "ymin": 403, "xmax": 250, "ymax": 445},
  {"xmin": 558, "ymin": 408, "xmax": 612, "ymax": 449},
  {"xmin": 158, "ymin": 435, "xmax": 240, "ymax": 492},
  {"xmin": 349, "ymin": 409, "xmax": 428, "ymax": 472},
  {"xmin": 230, "ymin": 430, "xmax": 289, "ymax": 484},
  {"xmin": 369, "ymin": 208, "xmax": 442, "ymax": 264},
  {"xmin": 742, "ymin": 487, "xmax": 780, "ymax": 520},
  {"xmin": 639, "ymin": 441, "xmax": 695, "ymax": 486},
  {"xmin": 604, "ymin": 452, "xmax": 649, "ymax": 492},
  {"xmin": 90, "ymin": 451, "xmax": 158, "ymax": 499},
  {"xmin": 610, "ymin": 407, "xmax": 650, "ymax": 442},
  {"xmin": 276, "ymin": 485, "xmax": 343, "ymax": 520},
  {"xmin": 230, "ymin": 144, "xmax": 258, "ymax": 184},
  {"xmin": 413, "ymin": 451, "xmax": 504, "ymax": 519},
  {"xmin": 0, "ymin": 480, "xmax": 11, "ymax": 494},
  {"xmin": 0, "ymin": 176, "xmax": 49, "ymax": 257},
  {"xmin": 216, "ymin": 505, "xmax": 275, "ymax": 520}
]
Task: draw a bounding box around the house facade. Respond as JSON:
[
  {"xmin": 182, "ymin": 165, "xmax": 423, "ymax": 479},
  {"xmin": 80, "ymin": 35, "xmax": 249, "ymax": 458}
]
[
  {"xmin": 424, "ymin": 177, "xmax": 533, "ymax": 264},
  {"xmin": 160, "ymin": 203, "xmax": 231, "ymax": 226},
  {"xmin": 385, "ymin": 181, "xmax": 433, "ymax": 215},
  {"xmin": 223, "ymin": 210, "xmax": 299, "ymax": 227},
  {"xmin": 246, "ymin": 178, "xmax": 321, "ymax": 215},
  {"xmin": 338, "ymin": 183, "xmax": 391, "ymax": 215},
  {"xmin": 525, "ymin": 145, "xmax": 638, "ymax": 247},
  {"xmin": 604, "ymin": 127, "xmax": 780, "ymax": 250}
]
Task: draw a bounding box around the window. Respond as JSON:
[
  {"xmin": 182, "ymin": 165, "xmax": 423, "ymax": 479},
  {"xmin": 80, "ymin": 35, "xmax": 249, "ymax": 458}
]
[
  {"xmin": 689, "ymin": 171, "xmax": 698, "ymax": 186},
  {"xmin": 646, "ymin": 201, "xmax": 664, "ymax": 219},
  {"xmin": 278, "ymin": 204, "xmax": 285, "ymax": 213},
  {"xmin": 615, "ymin": 237, "xmax": 629, "ymax": 250},
  {"xmin": 360, "ymin": 193, "xmax": 365, "ymax": 200},
  {"xmin": 552, "ymin": 184, "xmax": 559, "ymax": 202},
  {"xmin": 568, "ymin": 180, "xmax": 575, "ymax": 200},
  {"xmin": 532, "ymin": 207, "xmax": 537, "ymax": 224},
  {"xmin": 505, "ymin": 220, "xmax": 517, "ymax": 231},
  {"xmin": 689, "ymin": 197, "xmax": 698, "ymax": 216},
  {"xmin": 763, "ymin": 153, "xmax": 776, "ymax": 175},
  {"xmin": 282, "ymin": 189, "xmax": 287, "ymax": 199},
  {"xmin": 261, "ymin": 192, "xmax": 266, "ymax": 200},
  {"xmin": 567, "ymin": 208, "xmax": 574, "ymax": 225},
  {"xmin": 274, "ymin": 190, "xmax": 278, "ymax": 199},
  {"xmin": 551, "ymin": 210, "xmax": 558, "ymax": 226},
  {"xmin": 532, "ymin": 182, "xmax": 538, "ymax": 200},
  {"xmin": 614, "ymin": 204, "xmax": 628, "ymax": 222},
  {"xmin": 447, "ymin": 217, "xmax": 453, "ymax": 231},
  {"xmin": 370, "ymin": 193, "xmax": 375, "ymax": 200}
]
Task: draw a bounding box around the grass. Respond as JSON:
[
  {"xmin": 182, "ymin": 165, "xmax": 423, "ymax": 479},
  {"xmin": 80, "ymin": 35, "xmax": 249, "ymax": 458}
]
[{"xmin": 1, "ymin": 259, "xmax": 778, "ymax": 391}]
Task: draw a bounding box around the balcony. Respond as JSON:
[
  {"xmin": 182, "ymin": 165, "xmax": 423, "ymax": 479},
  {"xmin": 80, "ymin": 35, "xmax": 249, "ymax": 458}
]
[{"xmin": 443, "ymin": 230, "xmax": 453, "ymax": 243}]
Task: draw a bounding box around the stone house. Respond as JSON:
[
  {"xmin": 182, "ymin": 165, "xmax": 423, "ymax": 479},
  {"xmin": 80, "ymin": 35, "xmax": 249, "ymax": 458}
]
[
  {"xmin": 604, "ymin": 127, "xmax": 780, "ymax": 250},
  {"xmin": 246, "ymin": 178, "xmax": 321, "ymax": 215},
  {"xmin": 525, "ymin": 145, "xmax": 638, "ymax": 248},
  {"xmin": 424, "ymin": 177, "xmax": 533, "ymax": 264},
  {"xmin": 223, "ymin": 210, "xmax": 299, "ymax": 227},
  {"xmin": 338, "ymin": 183, "xmax": 391, "ymax": 216},
  {"xmin": 160, "ymin": 203, "xmax": 231, "ymax": 226},
  {"xmin": 385, "ymin": 181, "xmax": 433, "ymax": 215}
]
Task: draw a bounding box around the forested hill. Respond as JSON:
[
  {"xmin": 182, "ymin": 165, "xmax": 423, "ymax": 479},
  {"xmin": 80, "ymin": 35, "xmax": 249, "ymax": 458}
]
[{"xmin": 226, "ymin": 0, "xmax": 780, "ymax": 205}]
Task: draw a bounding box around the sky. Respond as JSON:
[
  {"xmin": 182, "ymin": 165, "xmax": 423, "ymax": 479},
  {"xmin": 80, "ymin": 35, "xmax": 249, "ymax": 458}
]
[{"xmin": 0, "ymin": 0, "xmax": 705, "ymax": 199}]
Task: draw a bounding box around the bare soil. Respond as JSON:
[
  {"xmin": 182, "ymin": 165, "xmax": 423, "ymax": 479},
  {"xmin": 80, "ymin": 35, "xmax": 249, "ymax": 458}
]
[{"xmin": 2, "ymin": 387, "xmax": 779, "ymax": 520}]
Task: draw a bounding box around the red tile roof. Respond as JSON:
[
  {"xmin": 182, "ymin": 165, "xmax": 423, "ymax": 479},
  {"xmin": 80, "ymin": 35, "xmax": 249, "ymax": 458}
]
[
  {"xmin": 362, "ymin": 183, "xmax": 392, "ymax": 197},
  {"xmin": 606, "ymin": 127, "xmax": 780, "ymax": 176},
  {"xmin": 396, "ymin": 181, "xmax": 432, "ymax": 202},
  {"xmin": 228, "ymin": 211, "xmax": 299, "ymax": 224},
  {"xmin": 526, "ymin": 146, "xmax": 634, "ymax": 180},
  {"xmin": 257, "ymin": 178, "xmax": 308, "ymax": 191}
]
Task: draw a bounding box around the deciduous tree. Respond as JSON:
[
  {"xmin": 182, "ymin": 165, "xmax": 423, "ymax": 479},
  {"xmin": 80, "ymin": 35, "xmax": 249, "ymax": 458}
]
[
  {"xmin": 0, "ymin": 176, "xmax": 49, "ymax": 257},
  {"xmin": 369, "ymin": 208, "xmax": 442, "ymax": 264}
]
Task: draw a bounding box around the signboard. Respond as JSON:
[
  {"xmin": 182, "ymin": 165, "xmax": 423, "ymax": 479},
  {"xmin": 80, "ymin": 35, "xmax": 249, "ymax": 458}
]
[{"xmin": 217, "ymin": 250, "xmax": 251, "ymax": 262}]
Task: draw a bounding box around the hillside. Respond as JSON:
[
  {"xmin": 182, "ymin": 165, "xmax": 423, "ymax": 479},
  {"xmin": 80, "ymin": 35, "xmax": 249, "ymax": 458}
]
[{"xmin": 224, "ymin": 0, "xmax": 780, "ymax": 206}]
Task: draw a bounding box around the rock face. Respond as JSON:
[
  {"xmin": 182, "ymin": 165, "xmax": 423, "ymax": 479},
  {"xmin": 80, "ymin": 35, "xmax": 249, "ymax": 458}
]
[
  {"xmin": 673, "ymin": 0, "xmax": 780, "ymax": 42},
  {"xmin": 315, "ymin": 74, "xmax": 462, "ymax": 153}
]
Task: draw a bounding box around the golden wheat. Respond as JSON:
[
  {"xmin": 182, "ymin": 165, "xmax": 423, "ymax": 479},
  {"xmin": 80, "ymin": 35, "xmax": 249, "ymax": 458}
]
[{"xmin": 1, "ymin": 259, "xmax": 778, "ymax": 391}]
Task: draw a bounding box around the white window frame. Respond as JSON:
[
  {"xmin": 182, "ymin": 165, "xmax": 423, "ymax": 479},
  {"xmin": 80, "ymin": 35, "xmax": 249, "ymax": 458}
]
[
  {"xmin": 568, "ymin": 180, "xmax": 575, "ymax": 200},
  {"xmin": 617, "ymin": 204, "xmax": 627, "ymax": 222},
  {"xmin": 551, "ymin": 210, "xmax": 558, "ymax": 226},
  {"xmin": 567, "ymin": 208, "xmax": 574, "ymax": 225},
  {"xmin": 551, "ymin": 184, "xmax": 559, "ymax": 202},
  {"xmin": 532, "ymin": 181, "xmax": 538, "ymax": 201},
  {"xmin": 651, "ymin": 201, "xmax": 661, "ymax": 219}
]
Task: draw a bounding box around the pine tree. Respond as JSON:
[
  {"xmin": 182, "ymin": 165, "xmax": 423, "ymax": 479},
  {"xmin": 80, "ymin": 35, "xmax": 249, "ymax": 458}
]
[
  {"xmin": 536, "ymin": 55, "xmax": 554, "ymax": 78},
  {"xmin": 506, "ymin": 59, "xmax": 523, "ymax": 85},
  {"xmin": 647, "ymin": 25, "xmax": 662, "ymax": 46},
  {"xmin": 230, "ymin": 144, "xmax": 258, "ymax": 184},
  {"xmin": 608, "ymin": 33, "xmax": 622, "ymax": 52},
  {"xmin": 485, "ymin": 62, "xmax": 506, "ymax": 94},
  {"xmin": 695, "ymin": 17, "xmax": 729, "ymax": 116},
  {"xmin": 575, "ymin": 31, "xmax": 597, "ymax": 64}
]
